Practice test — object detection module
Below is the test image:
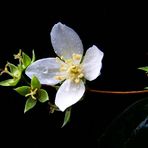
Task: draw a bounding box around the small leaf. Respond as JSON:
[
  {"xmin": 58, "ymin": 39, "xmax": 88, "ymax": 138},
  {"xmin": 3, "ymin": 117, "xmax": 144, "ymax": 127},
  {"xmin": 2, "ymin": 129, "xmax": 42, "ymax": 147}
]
[
  {"xmin": 14, "ymin": 86, "xmax": 30, "ymax": 96},
  {"xmin": 31, "ymin": 75, "xmax": 41, "ymax": 89},
  {"xmin": 9, "ymin": 64, "xmax": 21, "ymax": 79},
  {"xmin": 0, "ymin": 79, "xmax": 19, "ymax": 86},
  {"xmin": 8, "ymin": 62, "xmax": 19, "ymax": 75},
  {"xmin": 62, "ymin": 108, "xmax": 71, "ymax": 127},
  {"xmin": 38, "ymin": 89, "xmax": 49, "ymax": 103},
  {"xmin": 144, "ymin": 87, "xmax": 148, "ymax": 90},
  {"xmin": 24, "ymin": 97, "xmax": 37, "ymax": 113},
  {"xmin": 138, "ymin": 66, "xmax": 148, "ymax": 72},
  {"xmin": 31, "ymin": 50, "xmax": 35, "ymax": 63},
  {"xmin": 22, "ymin": 52, "xmax": 31, "ymax": 69}
]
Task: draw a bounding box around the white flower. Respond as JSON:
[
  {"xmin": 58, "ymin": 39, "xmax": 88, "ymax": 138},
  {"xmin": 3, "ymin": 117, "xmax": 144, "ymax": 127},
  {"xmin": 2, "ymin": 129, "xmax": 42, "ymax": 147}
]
[{"xmin": 25, "ymin": 22, "xmax": 104, "ymax": 111}]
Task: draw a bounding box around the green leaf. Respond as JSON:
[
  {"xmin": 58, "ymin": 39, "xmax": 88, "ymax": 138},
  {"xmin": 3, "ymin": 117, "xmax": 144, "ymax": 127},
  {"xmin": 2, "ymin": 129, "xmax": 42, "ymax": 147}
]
[
  {"xmin": 24, "ymin": 97, "xmax": 37, "ymax": 113},
  {"xmin": 62, "ymin": 108, "xmax": 71, "ymax": 127},
  {"xmin": 38, "ymin": 89, "xmax": 49, "ymax": 103},
  {"xmin": 8, "ymin": 62, "xmax": 19, "ymax": 75},
  {"xmin": 31, "ymin": 75, "xmax": 41, "ymax": 89},
  {"xmin": 0, "ymin": 79, "xmax": 19, "ymax": 86},
  {"xmin": 138, "ymin": 66, "xmax": 148, "ymax": 72},
  {"xmin": 144, "ymin": 87, "xmax": 148, "ymax": 90},
  {"xmin": 31, "ymin": 50, "xmax": 35, "ymax": 63},
  {"xmin": 14, "ymin": 86, "xmax": 30, "ymax": 96},
  {"xmin": 22, "ymin": 52, "xmax": 31, "ymax": 69}
]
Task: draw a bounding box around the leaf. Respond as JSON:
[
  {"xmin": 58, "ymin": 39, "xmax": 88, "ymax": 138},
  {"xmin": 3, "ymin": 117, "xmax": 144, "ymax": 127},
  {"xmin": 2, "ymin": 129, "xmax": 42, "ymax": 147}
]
[
  {"xmin": 24, "ymin": 97, "xmax": 37, "ymax": 113},
  {"xmin": 31, "ymin": 75, "xmax": 41, "ymax": 89},
  {"xmin": 134, "ymin": 116, "xmax": 148, "ymax": 133},
  {"xmin": 144, "ymin": 87, "xmax": 148, "ymax": 90},
  {"xmin": 8, "ymin": 62, "xmax": 19, "ymax": 75},
  {"xmin": 98, "ymin": 97, "xmax": 148, "ymax": 148},
  {"xmin": 124, "ymin": 116, "xmax": 148, "ymax": 148},
  {"xmin": 22, "ymin": 52, "xmax": 31, "ymax": 69},
  {"xmin": 38, "ymin": 89, "xmax": 49, "ymax": 103},
  {"xmin": 138, "ymin": 66, "xmax": 148, "ymax": 72},
  {"xmin": 62, "ymin": 107, "xmax": 71, "ymax": 127},
  {"xmin": 0, "ymin": 79, "xmax": 19, "ymax": 86},
  {"xmin": 14, "ymin": 86, "xmax": 30, "ymax": 96},
  {"xmin": 31, "ymin": 50, "xmax": 35, "ymax": 63}
]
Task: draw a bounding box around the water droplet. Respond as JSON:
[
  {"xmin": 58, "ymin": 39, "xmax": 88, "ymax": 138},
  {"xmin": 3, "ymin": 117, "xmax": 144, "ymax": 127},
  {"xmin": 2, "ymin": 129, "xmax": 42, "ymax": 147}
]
[{"xmin": 43, "ymin": 69, "xmax": 48, "ymax": 74}]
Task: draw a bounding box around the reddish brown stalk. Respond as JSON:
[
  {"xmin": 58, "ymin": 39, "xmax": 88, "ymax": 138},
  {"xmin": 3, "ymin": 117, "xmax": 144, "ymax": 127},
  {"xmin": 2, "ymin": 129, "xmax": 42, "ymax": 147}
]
[{"xmin": 87, "ymin": 89, "xmax": 148, "ymax": 94}]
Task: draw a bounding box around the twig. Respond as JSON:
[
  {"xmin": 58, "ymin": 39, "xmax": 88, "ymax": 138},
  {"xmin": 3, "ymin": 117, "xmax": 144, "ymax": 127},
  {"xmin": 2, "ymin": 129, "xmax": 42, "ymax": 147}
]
[{"xmin": 87, "ymin": 88, "xmax": 148, "ymax": 94}]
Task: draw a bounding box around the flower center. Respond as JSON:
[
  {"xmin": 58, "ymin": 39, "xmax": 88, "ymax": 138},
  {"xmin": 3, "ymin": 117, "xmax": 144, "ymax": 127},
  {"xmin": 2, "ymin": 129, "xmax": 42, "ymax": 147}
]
[{"xmin": 55, "ymin": 53, "xmax": 84, "ymax": 83}]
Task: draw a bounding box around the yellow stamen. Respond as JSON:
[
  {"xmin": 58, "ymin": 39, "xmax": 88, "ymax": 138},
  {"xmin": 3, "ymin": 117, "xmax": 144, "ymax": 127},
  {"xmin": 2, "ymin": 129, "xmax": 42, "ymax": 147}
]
[
  {"xmin": 55, "ymin": 53, "xmax": 84, "ymax": 84},
  {"xmin": 65, "ymin": 59, "xmax": 73, "ymax": 64},
  {"xmin": 55, "ymin": 76, "xmax": 65, "ymax": 81},
  {"xmin": 60, "ymin": 65, "xmax": 67, "ymax": 71},
  {"xmin": 75, "ymin": 78, "xmax": 80, "ymax": 83},
  {"xmin": 78, "ymin": 73, "xmax": 84, "ymax": 78},
  {"xmin": 72, "ymin": 53, "xmax": 82, "ymax": 61}
]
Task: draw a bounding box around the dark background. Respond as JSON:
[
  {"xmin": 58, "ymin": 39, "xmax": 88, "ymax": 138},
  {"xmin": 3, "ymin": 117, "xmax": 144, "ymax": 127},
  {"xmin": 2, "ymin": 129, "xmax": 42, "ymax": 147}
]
[{"xmin": 0, "ymin": 1, "xmax": 148, "ymax": 147}]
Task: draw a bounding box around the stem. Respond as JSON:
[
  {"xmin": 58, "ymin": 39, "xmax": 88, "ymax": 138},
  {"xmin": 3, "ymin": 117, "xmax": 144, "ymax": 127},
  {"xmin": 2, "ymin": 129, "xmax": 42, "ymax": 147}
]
[{"xmin": 87, "ymin": 88, "xmax": 148, "ymax": 95}]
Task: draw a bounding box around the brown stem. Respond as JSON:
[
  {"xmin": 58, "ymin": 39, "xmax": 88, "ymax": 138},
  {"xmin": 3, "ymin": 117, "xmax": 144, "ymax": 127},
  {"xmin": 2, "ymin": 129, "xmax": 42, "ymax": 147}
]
[{"xmin": 87, "ymin": 88, "xmax": 148, "ymax": 94}]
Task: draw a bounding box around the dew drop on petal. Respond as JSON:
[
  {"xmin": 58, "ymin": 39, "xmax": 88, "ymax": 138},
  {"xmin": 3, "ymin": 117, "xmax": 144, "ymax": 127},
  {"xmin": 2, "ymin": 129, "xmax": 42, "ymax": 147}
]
[{"xmin": 43, "ymin": 68, "xmax": 48, "ymax": 74}]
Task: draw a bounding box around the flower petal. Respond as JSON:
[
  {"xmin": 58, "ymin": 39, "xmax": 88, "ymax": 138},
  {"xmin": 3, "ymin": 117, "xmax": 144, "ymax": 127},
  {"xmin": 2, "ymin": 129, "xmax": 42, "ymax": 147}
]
[
  {"xmin": 82, "ymin": 45, "xmax": 104, "ymax": 81},
  {"xmin": 25, "ymin": 58, "xmax": 62, "ymax": 85},
  {"xmin": 50, "ymin": 22, "xmax": 84, "ymax": 59},
  {"xmin": 55, "ymin": 79, "xmax": 85, "ymax": 111}
]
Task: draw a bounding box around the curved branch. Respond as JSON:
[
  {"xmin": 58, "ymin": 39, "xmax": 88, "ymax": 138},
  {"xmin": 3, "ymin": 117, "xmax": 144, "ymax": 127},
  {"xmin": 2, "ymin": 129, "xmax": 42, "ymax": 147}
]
[{"xmin": 87, "ymin": 88, "xmax": 148, "ymax": 94}]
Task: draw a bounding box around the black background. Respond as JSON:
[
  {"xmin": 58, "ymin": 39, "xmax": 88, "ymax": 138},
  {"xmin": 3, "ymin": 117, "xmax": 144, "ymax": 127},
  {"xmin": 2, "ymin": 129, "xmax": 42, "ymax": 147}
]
[{"xmin": 0, "ymin": 1, "xmax": 148, "ymax": 147}]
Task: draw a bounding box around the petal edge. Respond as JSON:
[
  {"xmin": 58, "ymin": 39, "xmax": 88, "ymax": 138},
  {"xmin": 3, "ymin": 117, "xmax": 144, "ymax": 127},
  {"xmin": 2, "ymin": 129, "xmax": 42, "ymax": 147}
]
[
  {"xmin": 55, "ymin": 79, "xmax": 85, "ymax": 111},
  {"xmin": 25, "ymin": 58, "xmax": 62, "ymax": 85},
  {"xmin": 82, "ymin": 45, "xmax": 104, "ymax": 81},
  {"xmin": 50, "ymin": 22, "xmax": 84, "ymax": 59}
]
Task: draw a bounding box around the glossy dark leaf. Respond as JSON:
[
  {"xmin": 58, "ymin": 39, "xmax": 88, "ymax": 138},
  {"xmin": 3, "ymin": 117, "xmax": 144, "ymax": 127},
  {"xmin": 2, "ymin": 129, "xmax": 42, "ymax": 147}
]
[
  {"xmin": 97, "ymin": 97, "xmax": 148, "ymax": 148},
  {"xmin": 134, "ymin": 116, "xmax": 148, "ymax": 133},
  {"xmin": 124, "ymin": 116, "xmax": 148, "ymax": 148}
]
